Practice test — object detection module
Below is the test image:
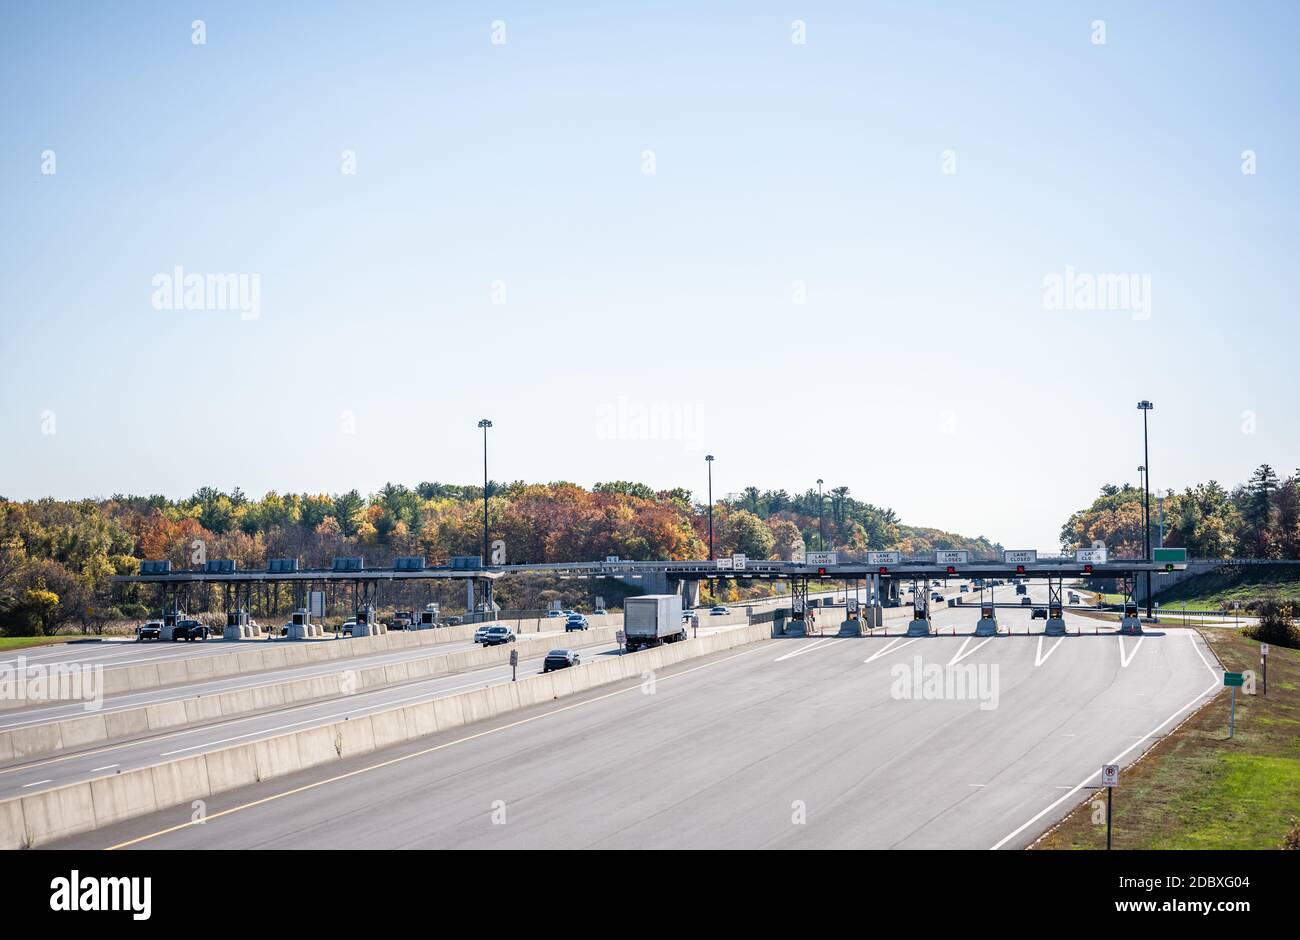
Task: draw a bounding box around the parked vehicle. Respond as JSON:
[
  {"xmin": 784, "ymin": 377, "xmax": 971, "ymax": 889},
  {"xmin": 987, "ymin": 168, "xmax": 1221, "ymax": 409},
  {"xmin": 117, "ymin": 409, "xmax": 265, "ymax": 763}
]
[
  {"xmin": 543, "ymin": 649, "xmax": 580, "ymax": 672},
  {"xmin": 624, "ymin": 595, "xmax": 686, "ymax": 652},
  {"xmin": 1031, "ymin": 607, "xmax": 1048, "ymax": 619},
  {"xmin": 172, "ymin": 619, "xmax": 209, "ymax": 642},
  {"xmin": 136, "ymin": 621, "xmax": 162, "ymax": 641},
  {"xmin": 565, "ymin": 614, "xmax": 589, "ymax": 632},
  {"xmin": 480, "ymin": 626, "xmax": 515, "ymax": 646}
]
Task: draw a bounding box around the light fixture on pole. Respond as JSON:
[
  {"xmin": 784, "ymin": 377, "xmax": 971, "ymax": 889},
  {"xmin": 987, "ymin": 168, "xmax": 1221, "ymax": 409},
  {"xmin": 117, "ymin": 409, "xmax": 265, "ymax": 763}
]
[
  {"xmin": 1137, "ymin": 401, "xmax": 1154, "ymax": 617},
  {"xmin": 705, "ymin": 455, "xmax": 715, "ymax": 561}
]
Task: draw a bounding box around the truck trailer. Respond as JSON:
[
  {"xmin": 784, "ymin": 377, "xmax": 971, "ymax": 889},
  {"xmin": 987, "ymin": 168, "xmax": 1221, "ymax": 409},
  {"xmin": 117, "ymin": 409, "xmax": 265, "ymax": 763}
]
[{"xmin": 623, "ymin": 594, "xmax": 686, "ymax": 652}]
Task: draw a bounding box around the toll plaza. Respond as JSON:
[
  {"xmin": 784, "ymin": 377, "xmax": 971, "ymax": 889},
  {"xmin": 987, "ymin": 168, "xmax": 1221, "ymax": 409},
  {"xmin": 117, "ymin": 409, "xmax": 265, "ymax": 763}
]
[{"xmin": 113, "ymin": 555, "xmax": 501, "ymax": 640}]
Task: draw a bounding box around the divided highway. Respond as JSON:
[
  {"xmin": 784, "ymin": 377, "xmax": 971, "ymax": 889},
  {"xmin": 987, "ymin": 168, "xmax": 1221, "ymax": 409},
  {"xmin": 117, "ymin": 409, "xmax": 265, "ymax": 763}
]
[{"xmin": 46, "ymin": 602, "xmax": 1221, "ymax": 851}]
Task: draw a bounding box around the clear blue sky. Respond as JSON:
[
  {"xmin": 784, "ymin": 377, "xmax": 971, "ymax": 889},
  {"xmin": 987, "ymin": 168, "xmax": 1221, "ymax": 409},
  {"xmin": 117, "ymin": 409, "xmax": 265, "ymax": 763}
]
[{"xmin": 2, "ymin": 1, "xmax": 1297, "ymax": 551}]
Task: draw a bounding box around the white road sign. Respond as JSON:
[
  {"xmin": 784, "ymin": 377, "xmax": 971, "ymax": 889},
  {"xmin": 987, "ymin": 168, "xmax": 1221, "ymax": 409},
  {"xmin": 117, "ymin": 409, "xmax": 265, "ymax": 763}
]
[
  {"xmin": 1261, "ymin": 644, "xmax": 1269, "ymax": 657},
  {"xmin": 308, "ymin": 591, "xmax": 325, "ymax": 617},
  {"xmin": 1076, "ymin": 547, "xmax": 1108, "ymax": 564},
  {"xmin": 866, "ymin": 551, "xmax": 901, "ymax": 566},
  {"xmin": 716, "ymin": 557, "xmax": 733, "ymax": 570},
  {"xmin": 1101, "ymin": 764, "xmax": 1119, "ymax": 788},
  {"xmin": 732, "ymin": 553, "xmax": 747, "ymax": 570},
  {"xmin": 604, "ymin": 555, "xmax": 620, "ymax": 563},
  {"xmin": 1003, "ymin": 550, "xmax": 1038, "ymax": 564},
  {"xmin": 806, "ymin": 551, "xmax": 838, "ymax": 566},
  {"xmin": 935, "ymin": 550, "xmax": 969, "ymax": 565}
]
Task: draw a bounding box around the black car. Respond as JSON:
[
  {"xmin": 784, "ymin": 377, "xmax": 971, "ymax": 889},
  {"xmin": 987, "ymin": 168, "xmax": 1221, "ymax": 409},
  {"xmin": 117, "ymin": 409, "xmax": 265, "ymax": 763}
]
[
  {"xmin": 1031, "ymin": 607, "xmax": 1048, "ymax": 620},
  {"xmin": 172, "ymin": 619, "xmax": 210, "ymax": 641},
  {"xmin": 480, "ymin": 626, "xmax": 515, "ymax": 647},
  {"xmin": 543, "ymin": 649, "xmax": 580, "ymax": 672},
  {"xmin": 136, "ymin": 621, "xmax": 162, "ymax": 641}
]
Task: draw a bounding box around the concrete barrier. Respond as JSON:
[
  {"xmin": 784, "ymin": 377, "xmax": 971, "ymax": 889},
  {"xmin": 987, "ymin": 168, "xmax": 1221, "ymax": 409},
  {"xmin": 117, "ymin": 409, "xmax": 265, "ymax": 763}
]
[
  {"xmin": 0, "ymin": 615, "xmax": 625, "ymax": 713},
  {"xmin": 0, "ymin": 625, "xmax": 626, "ymax": 765},
  {"xmin": 0, "ymin": 620, "xmax": 769, "ymax": 849}
]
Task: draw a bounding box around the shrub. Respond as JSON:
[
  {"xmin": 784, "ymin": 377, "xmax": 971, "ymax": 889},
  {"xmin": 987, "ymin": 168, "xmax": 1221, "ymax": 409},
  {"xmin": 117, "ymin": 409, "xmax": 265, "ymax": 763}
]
[{"xmin": 1240, "ymin": 597, "xmax": 1300, "ymax": 650}]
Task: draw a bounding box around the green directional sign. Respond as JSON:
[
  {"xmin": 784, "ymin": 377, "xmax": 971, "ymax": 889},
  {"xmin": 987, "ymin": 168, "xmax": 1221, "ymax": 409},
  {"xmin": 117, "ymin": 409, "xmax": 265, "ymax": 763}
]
[
  {"xmin": 1153, "ymin": 548, "xmax": 1187, "ymax": 563},
  {"xmin": 1223, "ymin": 672, "xmax": 1245, "ymax": 687}
]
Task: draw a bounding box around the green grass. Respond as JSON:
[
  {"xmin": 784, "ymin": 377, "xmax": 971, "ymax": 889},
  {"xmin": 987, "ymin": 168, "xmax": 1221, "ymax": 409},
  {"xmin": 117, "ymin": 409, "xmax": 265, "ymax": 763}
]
[
  {"xmin": 0, "ymin": 636, "xmax": 73, "ymax": 651},
  {"xmin": 1035, "ymin": 630, "xmax": 1300, "ymax": 849},
  {"xmin": 1155, "ymin": 563, "xmax": 1300, "ymax": 612}
]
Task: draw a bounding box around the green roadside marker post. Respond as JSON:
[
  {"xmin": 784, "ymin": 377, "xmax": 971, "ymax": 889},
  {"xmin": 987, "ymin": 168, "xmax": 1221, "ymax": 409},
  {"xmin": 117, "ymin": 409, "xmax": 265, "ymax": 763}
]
[{"xmin": 1224, "ymin": 672, "xmax": 1244, "ymax": 737}]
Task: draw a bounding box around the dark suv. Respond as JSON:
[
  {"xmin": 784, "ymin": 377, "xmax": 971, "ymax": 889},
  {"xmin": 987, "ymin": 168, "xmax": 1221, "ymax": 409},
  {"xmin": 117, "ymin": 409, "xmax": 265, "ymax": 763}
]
[
  {"xmin": 480, "ymin": 626, "xmax": 515, "ymax": 647},
  {"xmin": 136, "ymin": 621, "xmax": 163, "ymax": 641},
  {"xmin": 172, "ymin": 619, "xmax": 210, "ymax": 641}
]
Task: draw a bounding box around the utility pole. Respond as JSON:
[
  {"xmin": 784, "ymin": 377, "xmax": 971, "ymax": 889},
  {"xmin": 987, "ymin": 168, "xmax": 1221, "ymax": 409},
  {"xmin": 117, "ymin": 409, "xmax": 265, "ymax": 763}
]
[
  {"xmin": 477, "ymin": 418, "xmax": 492, "ymax": 566},
  {"xmin": 1137, "ymin": 401, "xmax": 1154, "ymax": 618},
  {"xmin": 817, "ymin": 478, "xmax": 825, "ymax": 550},
  {"xmin": 706, "ymin": 454, "xmax": 715, "ymax": 561}
]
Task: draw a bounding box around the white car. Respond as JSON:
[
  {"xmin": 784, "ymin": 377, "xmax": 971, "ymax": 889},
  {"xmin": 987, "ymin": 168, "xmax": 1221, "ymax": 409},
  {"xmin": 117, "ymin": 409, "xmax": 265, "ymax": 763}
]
[{"xmin": 709, "ymin": 606, "xmax": 729, "ymax": 616}]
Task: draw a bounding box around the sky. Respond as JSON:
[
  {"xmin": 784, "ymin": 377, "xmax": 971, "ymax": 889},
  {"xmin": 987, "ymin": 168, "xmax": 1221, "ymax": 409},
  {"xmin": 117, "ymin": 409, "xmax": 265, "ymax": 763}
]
[{"xmin": 2, "ymin": 1, "xmax": 1298, "ymax": 552}]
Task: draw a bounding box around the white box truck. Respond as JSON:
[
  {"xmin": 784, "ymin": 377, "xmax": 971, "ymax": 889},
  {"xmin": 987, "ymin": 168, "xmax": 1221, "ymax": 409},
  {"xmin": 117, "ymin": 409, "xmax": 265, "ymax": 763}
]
[{"xmin": 623, "ymin": 594, "xmax": 686, "ymax": 652}]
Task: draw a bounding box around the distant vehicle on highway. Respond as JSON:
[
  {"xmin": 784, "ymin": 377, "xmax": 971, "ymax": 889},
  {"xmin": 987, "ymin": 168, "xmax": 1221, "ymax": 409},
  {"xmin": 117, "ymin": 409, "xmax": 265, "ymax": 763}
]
[
  {"xmin": 709, "ymin": 606, "xmax": 729, "ymax": 616},
  {"xmin": 959, "ymin": 585, "xmax": 968, "ymax": 593},
  {"xmin": 389, "ymin": 611, "xmax": 414, "ymax": 630},
  {"xmin": 136, "ymin": 621, "xmax": 163, "ymax": 641},
  {"xmin": 1015, "ymin": 584, "xmax": 1027, "ymax": 595},
  {"xmin": 546, "ymin": 609, "xmax": 564, "ymax": 618},
  {"xmin": 480, "ymin": 626, "xmax": 515, "ymax": 646},
  {"xmin": 341, "ymin": 620, "xmax": 357, "ymax": 636},
  {"xmin": 564, "ymin": 614, "xmax": 589, "ymax": 632},
  {"xmin": 591, "ymin": 609, "xmax": 607, "ymax": 616},
  {"xmin": 444, "ymin": 616, "xmax": 463, "ymax": 626},
  {"xmin": 1067, "ymin": 592, "xmax": 1080, "ymax": 604},
  {"xmin": 1021, "ymin": 597, "xmax": 1032, "ymax": 606},
  {"xmin": 625, "ymin": 595, "xmax": 687, "ymax": 652},
  {"xmin": 172, "ymin": 619, "xmax": 209, "ymax": 642},
  {"xmin": 930, "ymin": 592, "xmax": 943, "ymax": 603},
  {"xmin": 543, "ymin": 649, "xmax": 580, "ymax": 672},
  {"xmin": 473, "ymin": 624, "xmax": 493, "ymax": 643},
  {"xmin": 1031, "ymin": 607, "xmax": 1048, "ymax": 619}
]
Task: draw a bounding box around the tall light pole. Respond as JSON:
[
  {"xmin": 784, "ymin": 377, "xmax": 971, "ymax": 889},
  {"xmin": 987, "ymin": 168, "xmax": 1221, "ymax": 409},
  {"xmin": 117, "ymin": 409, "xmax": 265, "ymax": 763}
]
[
  {"xmin": 705, "ymin": 455, "xmax": 715, "ymax": 560},
  {"xmin": 477, "ymin": 419, "xmax": 492, "ymax": 564},
  {"xmin": 817, "ymin": 479, "xmax": 825, "ymax": 550},
  {"xmin": 1137, "ymin": 401, "xmax": 1154, "ymax": 617}
]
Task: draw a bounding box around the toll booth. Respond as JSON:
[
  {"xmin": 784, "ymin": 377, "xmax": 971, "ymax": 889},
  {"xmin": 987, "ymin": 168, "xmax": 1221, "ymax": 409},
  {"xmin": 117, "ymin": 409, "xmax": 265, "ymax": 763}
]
[
  {"xmin": 905, "ymin": 594, "xmax": 933, "ymax": 637},
  {"xmin": 286, "ymin": 609, "xmax": 324, "ymax": 640},
  {"xmin": 839, "ymin": 598, "xmax": 862, "ymax": 637},
  {"xmin": 160, "ymin": 610, "xmax": 180, "ymax": 641},
  {"xmin": 1043, "ymin": 603, "xmax": 1067, "ymax": 637},
  {"xmin": 351, "ymin": 604, "xmax": 387, "ymax": 638},
  {"xmin": 974, "ymin": 604, "xmax": 998, "ymax": 637},
  {"xmin": 224, "ymin": 610, "xmax": 262, "ymax": 641},
  {"xmin": 1119, "ymin": 603, "xmax": 1143, "ymax": 636}
]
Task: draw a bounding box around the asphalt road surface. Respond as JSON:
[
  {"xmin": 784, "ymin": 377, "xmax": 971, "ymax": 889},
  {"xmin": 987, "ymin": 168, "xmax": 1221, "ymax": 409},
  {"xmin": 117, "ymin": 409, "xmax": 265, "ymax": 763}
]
[{"xmin": 55, "ymin": 612, "xmax": 1220, "ymax": 850}]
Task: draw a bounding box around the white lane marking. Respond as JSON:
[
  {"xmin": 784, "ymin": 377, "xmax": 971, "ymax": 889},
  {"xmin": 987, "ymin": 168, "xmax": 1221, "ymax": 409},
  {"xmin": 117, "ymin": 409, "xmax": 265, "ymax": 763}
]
[
  {"xmin": 21, "ymin": 779, "xmax": 53, "ymax": 788},
  {"xmin": 91, "ymin": 764, "xmax": 120, "ymax": 772},
  {"xmin": 991, "ymin": 631, "xmax": 1221, "ymax": 850},
  {"xmin": 1118, "ymin": 636, "xmax": 1145, "ymax": 668},
  {"xmin": 864, "ymin": 637, "xmax": 920, "ymax": 663},
  {"xmin": 968, "ymin": 783, "xmax": 985, "ymax": 788},
  {"xmin": 1035, "ymin": 636, "xmax": 1066, "ymax": 667},
  {"xmin": 773, "ymin": 638, "xmax": 843, "ymax": 662},
  {"xmin": 949, "ymin": 637, "xmax": 993, "ymax": 666}
]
